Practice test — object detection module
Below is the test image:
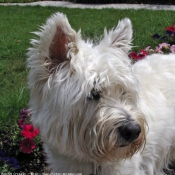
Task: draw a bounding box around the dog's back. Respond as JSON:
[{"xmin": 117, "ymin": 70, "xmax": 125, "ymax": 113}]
[{"xmin": 133, "ymin": 53, "xmax": 175, "ymax": 174}]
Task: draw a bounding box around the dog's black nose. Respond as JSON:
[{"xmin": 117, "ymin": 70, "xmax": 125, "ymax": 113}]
[{"xmin": 118, "ymin": 123, "xmax": 141, "ymax": 143}]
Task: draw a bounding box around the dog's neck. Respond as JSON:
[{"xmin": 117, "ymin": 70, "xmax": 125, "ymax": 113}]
[
  {"xmin": 45, "ymin": 145, "xmax": 102, "ymax": 174},
  {"xmin": 58, "ymin": 155, "xmax": 102, "ymax": 175},
  {"xmin": 91, "ymin": 163, "xmax": 102, "ymax": 175}
]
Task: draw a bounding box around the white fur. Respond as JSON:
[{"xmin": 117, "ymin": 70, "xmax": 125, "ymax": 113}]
[{"xmin": 27, "ymin": 12, "xmax": 175, "ymax": 175}]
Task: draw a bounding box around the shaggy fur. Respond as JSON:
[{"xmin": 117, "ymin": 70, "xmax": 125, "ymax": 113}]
[{"xmin": 27, "ymin": 12, "xmax": 175, "ymax": 175}]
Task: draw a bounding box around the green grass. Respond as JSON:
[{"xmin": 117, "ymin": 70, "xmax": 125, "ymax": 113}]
[{"xmin": 0, "ymin": 5, "xmax": 175, "ymax": 127}]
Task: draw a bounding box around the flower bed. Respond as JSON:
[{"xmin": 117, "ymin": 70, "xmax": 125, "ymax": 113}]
[
  {"xmin": 0, "ymin": 109, "xmax": 48, "ymax": 173},
  {"xmin": 129, "ymin": 23, "xmax": 175, "ymax": 62}
]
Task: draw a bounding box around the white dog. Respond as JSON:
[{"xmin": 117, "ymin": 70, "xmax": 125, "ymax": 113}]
[{"xmin": 27, "ymin": 12, "xmax": 175, "ymax": 175}]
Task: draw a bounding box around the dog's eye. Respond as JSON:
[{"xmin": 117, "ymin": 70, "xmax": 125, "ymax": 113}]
[
  {"xmin": 87, "ymin": 89, "xmax": 101, "ymax": 101},
  {"xmin": 122, "ymin": 91, "xmax": 126, "ymax": 96}
]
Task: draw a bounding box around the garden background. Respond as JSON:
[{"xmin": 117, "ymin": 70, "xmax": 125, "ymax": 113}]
[{"xmin": 0, "ymin": 0, "xmax": 175, "ymax": 173}]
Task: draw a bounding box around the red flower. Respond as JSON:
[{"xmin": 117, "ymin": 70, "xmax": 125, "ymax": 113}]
[
  {"xmin": 129, "ymin": 50, "xmax": 148, "ymax": 61},
  {"xmin": 137, "ymin": 50, "xmax": 148, "ymax": 60},
  {"xmin": 20, "ymin": 139, "xmax": 36, "ymax": 154},
  {"xmin": 129, "ymin": 52, "xmax": 138, "ymax": 59},
  {"xmin": 165, "ymin": 25, "xmax": 175, "ymax": 32},
  {"xmin": 21, "ymin": 124, "xmax": 39, "ymax": 139}
]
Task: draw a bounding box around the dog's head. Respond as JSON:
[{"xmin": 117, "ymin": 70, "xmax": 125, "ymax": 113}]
[{"xmin": 27, "ymin": 12, "xmax": 146, "ymax": 164}]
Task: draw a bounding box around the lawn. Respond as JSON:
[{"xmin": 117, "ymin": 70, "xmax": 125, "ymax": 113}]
[{"xmin": 0, "ymin": 5, "xmax": 175, "ymax": 172}]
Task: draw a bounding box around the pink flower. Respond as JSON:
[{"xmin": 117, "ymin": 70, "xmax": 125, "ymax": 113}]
[
  {"xmin": 155, "ymin": 46, "xmax": 163, "ymax": 54},
  {"xmin": 170, "ymin": 45, "xmax": 175, "ymax": 53},
  {"xmin": 144, "ymin": 46, "xmax": 151, "ymax": 51},
  {"xmin": 20, "ymin": 139, "xmax": 36, "ymax": 154},
  {"xmin": 144, "ymin": 46, "xmax": 154, "ymax": 54},
  {"xmin": 159, "ymin": 43, "xmax": 170, "ymax": 49},
  {"xmin": 21, "ymin": 124, "xmax": 39, "ymax": 139}
]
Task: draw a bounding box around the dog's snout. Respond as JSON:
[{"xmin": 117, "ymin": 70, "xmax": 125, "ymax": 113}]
[{"xmin": 118, "ymin": 123, "xmax": 141, "ymax": 143}]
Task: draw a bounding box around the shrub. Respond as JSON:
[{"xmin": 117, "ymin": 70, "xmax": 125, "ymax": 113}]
[{"xmin": 71, "ymin": 0, "xmax": 175, "ymax": 5}]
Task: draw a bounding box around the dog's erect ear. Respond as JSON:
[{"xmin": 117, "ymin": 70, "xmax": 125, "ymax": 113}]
[
  {"xmin": 49, "ymin": 26, "xmax": 71, "ymax": 65},
  {"xmin": 30, "ymin": 12, "xmax": 79, "ymax": 71},
  {"xmin": 98, "ymin": 18, "xmax": 132, "ymax": 54},
  {"xmin": 48, "ymin": 13, "xmax": 78, "ymax": 66}
]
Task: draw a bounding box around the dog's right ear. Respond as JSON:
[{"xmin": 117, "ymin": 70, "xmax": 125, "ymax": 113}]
[
  {"xmin": 29, "ymin": 12, "xmax": 79, "ymax": 72},
  {"xmin": 48, "ymin": 13, "xmax": 78, "ymax": 68}
]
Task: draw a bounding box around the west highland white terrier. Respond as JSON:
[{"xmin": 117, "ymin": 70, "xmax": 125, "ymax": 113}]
[{"xmin": 27, "ymin": 12, "xmax": 175, "ymax": 175}]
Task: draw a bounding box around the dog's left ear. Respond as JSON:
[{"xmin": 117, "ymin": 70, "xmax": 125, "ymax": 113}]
[{"xmin": 98, "ymin": 18, "xmax": 132, "ymax": 54}]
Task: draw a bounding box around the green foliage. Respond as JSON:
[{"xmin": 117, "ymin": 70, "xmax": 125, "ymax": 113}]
[{"xmin": 0, "ymin": 163, "xmax": 10, "ymax": 173}]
